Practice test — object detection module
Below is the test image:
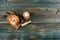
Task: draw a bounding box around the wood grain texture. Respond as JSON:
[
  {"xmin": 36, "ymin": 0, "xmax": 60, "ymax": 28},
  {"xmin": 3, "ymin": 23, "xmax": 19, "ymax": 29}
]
[{"xmin": 0, "ymin": 0, "xmax": 60, "ymax": 40}]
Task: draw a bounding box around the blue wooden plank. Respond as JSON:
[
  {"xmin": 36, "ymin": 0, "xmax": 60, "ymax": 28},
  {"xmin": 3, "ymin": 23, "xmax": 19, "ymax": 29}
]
[{"xmin": 0, "ymin": 0, "xmax": 60, "ymax": 40}]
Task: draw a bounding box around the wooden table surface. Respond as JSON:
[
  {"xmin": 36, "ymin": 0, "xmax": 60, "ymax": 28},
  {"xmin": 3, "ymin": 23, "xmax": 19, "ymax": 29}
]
[{"xmin": 0, "ymin": 0, "xmax": 60, "ymax": 40}]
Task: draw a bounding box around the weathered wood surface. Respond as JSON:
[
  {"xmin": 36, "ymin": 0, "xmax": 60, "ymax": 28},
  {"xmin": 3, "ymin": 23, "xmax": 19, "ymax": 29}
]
[{"xmin": 0, "ymin": 0, "xmax": 60, "ymax": 40}]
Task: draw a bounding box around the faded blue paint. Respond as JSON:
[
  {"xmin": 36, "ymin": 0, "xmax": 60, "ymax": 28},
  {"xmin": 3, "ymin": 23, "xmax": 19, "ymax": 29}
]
[{"xmin": 0, "ymin": 0, "xmax": 60, "ymax": 40}]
